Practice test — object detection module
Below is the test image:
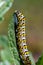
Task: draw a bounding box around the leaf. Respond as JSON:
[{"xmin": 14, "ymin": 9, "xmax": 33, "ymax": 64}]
[{"xmin": 36, "ymin": 53, "xmax": 43, "ymax": 65}]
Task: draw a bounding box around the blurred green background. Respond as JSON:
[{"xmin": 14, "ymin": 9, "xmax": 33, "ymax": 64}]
[{"xmin": 0, "ymin": 0, "xmax": 43, "ymax": 53}]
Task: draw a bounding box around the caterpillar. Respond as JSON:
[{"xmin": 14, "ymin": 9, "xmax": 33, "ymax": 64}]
[{"xmin": 14, "ymin": 10, "xmax": 35, "ymax": 65}]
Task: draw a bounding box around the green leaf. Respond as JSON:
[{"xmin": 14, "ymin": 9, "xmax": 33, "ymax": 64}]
[{"xmin": 36, "ymin": 53, "xmax": 43, "ymax": 65}]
